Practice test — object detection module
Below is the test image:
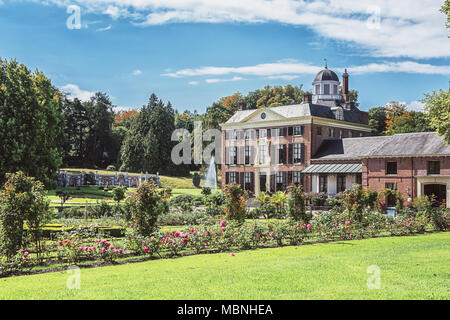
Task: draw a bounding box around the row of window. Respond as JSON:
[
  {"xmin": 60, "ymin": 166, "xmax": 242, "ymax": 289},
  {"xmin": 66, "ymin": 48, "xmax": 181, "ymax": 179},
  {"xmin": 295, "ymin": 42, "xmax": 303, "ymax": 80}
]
[
  {"xmin": 315, "ymin": 84, "xmax": 339, "ymax": 95},
  {"xmin": 318, "ymin": 174, "xmax": 363, "ymax": 193},
  {"xmin": 227, "ymin": 171, "xmax": 302, "ymax": 186},
  {"xmin": 227, "ymin": 126, "xmax": 305, "ymax": 140},
  {"xmin": 227, "ymin": 143, "xmax": 305, "ymax": 165},
  {"xmin": 386, "ymin": 161, "xmax": 440, "ymax": 175},
  {"xmin": 316, "ymin": 126, "xmax": 363, "ymax": 138}
]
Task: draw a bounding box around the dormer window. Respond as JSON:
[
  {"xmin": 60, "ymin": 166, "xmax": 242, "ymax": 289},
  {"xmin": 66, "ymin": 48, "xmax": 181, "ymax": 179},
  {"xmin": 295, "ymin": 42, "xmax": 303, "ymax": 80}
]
[{"xmin": 335, "ymin": 107, "xmax": 344, "ymax": 121}]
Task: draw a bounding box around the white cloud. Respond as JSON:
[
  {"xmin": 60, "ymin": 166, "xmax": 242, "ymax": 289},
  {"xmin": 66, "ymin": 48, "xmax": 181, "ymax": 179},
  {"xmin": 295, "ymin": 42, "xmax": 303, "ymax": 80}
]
[
  {"xmin": 162, "ymin": 59, "xmax": 450, "ymax": 80},
  {"xmin": 60, "ymin": 84, "xmax": 94, "ymax": 101},
  {"xmin": 96, "ymin": 25, "xmax": 112, "ymax": 32},
  {"xmin": 205, "ymin": 76, "xmax": 244, "ymax": 83},
  {"xmin": 34, "ymin": 0, "xmax": 450, "ymax": 58},
  {"xmin": 407, "ymin": 100, "xmax": 426, "ymax": 112},
  {"xmin": 188, "ymin": 81, "xmax": 199, "ymax": 85},
  {"xmin": 113, "ymin": 105, "xmax": 133, "ymax": 113},
  {"xmin": 132, "ymin": 69, "xmax": 143, "ymax": 76}
]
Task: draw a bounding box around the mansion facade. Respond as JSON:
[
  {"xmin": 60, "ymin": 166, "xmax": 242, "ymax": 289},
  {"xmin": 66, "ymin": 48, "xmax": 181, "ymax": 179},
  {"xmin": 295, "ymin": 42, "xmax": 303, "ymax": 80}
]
[{"xmin": 220, "ymin": 66, "xmax": 450, "ymax": 208}]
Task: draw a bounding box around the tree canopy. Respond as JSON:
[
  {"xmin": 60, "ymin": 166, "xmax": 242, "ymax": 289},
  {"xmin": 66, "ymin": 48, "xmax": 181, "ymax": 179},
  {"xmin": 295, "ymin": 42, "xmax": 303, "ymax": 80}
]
[{"xmin": 0, "ymin": 58, "xmax": 63, "ymax": 187}]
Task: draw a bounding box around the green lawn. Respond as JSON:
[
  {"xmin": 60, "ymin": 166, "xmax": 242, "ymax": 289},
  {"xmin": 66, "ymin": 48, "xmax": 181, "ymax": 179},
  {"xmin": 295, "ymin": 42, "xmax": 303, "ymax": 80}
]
[{"xmin": 0, "ymin": 232, "xmax": 448, "ymax": 299}]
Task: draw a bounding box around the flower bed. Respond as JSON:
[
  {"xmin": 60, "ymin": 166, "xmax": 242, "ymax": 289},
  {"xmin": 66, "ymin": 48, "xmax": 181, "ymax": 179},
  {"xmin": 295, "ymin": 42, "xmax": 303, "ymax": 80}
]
[{"xmin": 2, "ymin": 209, "xmax": 448, "ymax": 278}]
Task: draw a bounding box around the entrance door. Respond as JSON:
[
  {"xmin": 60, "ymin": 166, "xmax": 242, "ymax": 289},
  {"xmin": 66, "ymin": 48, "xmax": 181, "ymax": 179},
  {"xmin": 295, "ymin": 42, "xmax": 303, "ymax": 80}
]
[
  {"xmin": 260, "ymin": 174, "xmax": 267, "ymax": 193},
  {"xmin": 424, "ymin": 184, "xmax": 447, "ymax": 207}
]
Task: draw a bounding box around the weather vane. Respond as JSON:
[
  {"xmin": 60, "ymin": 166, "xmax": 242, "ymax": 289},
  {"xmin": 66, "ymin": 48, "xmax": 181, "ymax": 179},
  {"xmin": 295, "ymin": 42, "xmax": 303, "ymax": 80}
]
[{"xmin": 324, "ymin": 58, "xmax": 328, "ymax": 69}]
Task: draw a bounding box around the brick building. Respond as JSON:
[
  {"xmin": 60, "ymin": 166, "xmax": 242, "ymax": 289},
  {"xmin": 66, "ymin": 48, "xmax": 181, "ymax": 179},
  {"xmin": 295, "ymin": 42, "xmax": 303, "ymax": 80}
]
[{"xmin": 220, "ymin": 66, "xmax": 450, "ymax": 208}]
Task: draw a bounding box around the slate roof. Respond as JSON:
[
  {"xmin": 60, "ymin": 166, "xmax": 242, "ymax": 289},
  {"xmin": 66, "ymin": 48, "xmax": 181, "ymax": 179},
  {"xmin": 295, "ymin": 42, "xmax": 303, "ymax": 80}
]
[
  {"xmin": 224, "ymin": 102, "xmax": 367, "ymax": 125},
  {"xmin": 312, "ymin": 132, "xmax": 450, "ymax": 160},
  {"xmin": 302, "ymin": 163, "xmax": 362, "ymax": 174}
]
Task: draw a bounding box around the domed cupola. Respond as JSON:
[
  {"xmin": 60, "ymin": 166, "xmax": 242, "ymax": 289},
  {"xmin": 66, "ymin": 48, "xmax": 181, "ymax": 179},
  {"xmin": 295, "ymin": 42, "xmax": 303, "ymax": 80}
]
[{"xmin": 312, "ymin": 60, "xmax": 342, "ymax": 104}]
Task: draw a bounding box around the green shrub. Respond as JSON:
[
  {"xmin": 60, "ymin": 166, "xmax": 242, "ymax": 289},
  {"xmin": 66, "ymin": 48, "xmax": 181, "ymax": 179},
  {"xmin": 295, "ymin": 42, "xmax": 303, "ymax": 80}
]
[
  {"xmin": 287, "ymin": 185, "xmax": 310, "ymax": 223},
  {"xmin": 130, "ymin": 181, "xmax": 170, "ymax": 236},
  {"xmin": 192, "ymin": 173, "xmax": 201, "ymax": 188},
  {"xmin": 0, "ymin": 172, "xmax": 51, "ymax": 259},
  {"xmin": 223, "ymin": 184, "xmax": 248, "ymax": 223}
]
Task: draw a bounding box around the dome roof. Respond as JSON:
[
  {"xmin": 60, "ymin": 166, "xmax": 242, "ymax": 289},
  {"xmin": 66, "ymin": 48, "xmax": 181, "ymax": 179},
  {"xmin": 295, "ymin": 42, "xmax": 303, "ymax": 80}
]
[{"xmin": 313, "ymin": 68, "xmax": 339, "ymax": 82}]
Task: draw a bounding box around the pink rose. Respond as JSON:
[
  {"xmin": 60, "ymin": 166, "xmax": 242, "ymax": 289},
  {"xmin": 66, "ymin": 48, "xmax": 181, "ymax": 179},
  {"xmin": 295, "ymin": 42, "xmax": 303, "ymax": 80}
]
[
  {"xmin": 182, "ymin": 238, "xmax": 189, "ymax": 244},
  {"xmin": 221, "ymin": 220, "xmax": 227, "ymax": 227},
  {"xmin": 174, "ymin": 231, "xmax": 181, "ymax": 238},
  {"xmin": 307, "ymin": 224, "xmax": 312, "ymax": 229},
  {"xmin": 101, "ymin": 247, "xmax": 106, "ymax": 253},
  {"xmin": 230, "ymin": 253, "xmax": 235, "ymax": 256},
  {"xmin": 58, "ymin": 240, "xmax": 62, "ymax": 246},
  {"xmin": 144, "ymin": 247, "xmax": 149, "ymax": 253},
  {"xmin": 190, "ymin": 228, "xmax": 195, "ymax": 233}
]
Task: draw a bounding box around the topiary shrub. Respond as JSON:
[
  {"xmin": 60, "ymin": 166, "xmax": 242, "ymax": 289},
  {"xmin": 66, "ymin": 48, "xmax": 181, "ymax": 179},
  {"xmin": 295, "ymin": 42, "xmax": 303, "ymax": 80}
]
[
  {"xmin": 192, "ymin": 173, "xmax": 201, "ymax": 188},
  {"xmin": 287, "ymin": 185, "xmax": 311, "ymax": 223},
  {"xmin": 223, "ymin": 183, "xmax": 248, "ymax": 223},
  {"xmin": 129, "ymin": 181, "xmax": 170, "ymax": 236}
]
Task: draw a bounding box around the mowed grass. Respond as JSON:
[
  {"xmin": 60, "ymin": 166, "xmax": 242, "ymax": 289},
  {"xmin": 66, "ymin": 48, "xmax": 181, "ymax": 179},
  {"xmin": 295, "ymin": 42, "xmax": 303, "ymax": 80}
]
[{"xmin": 0, "ymin": 232, "xmax": 448, "ymax": 300}]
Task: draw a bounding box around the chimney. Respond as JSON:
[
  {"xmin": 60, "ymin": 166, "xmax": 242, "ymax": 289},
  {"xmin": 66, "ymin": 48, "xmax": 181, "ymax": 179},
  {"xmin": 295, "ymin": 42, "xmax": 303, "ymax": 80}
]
[
  {"xmin": 238, "ymin": 102, "xmax": 246, "ymax": 111},
  {"xmin": 342, "ymin": 68, "xmax": 349, "ymax": 103},
  {"xmin": 345, "ymin": 101, "xmax": 355, "ymax": 111},
  {"xmin": 303, "ymin": 92, "xmax": 313, "ymax": 103}
]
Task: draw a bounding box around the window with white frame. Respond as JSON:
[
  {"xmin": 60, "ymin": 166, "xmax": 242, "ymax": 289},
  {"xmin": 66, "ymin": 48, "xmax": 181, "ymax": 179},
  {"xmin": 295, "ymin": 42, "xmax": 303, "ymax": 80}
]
[
  {"xmin": 294, "ymin": 126, "xmax": 303, "ymax": 136},
  {"xmin": 293, "ymin": 172, "xmax": 301, "ymax": 184},
  {"xmin": 230, "ymin": 147, "xmax": 237, "ymax": 165},
  {"xmin": 276, "ymin": 172, "xmax": 284, "ymax": 183},
  {"xmin": 230, "ymin": 172, "xmax": 237, "ymax": 183},
  {"xmin": 324, "ymin": 84, "xmax": 330, "ymax": 95},
  {"xmin": 319, "ymin": 175, "xmax": 327, "ymax": 193},
  {"xmin": 293, "ymin": 144, "xmax": 302, "ymax": 164},
  {"xmin": 259, "ymin": 145, "xmax": 267, "ymax": 164},
  {"xmin": 315, "ymin": 85, "xmax": 320, "ymax": 95},
  {"xmin": 259, "ymin": 129, "xmax": 267, "ymax": 138}
]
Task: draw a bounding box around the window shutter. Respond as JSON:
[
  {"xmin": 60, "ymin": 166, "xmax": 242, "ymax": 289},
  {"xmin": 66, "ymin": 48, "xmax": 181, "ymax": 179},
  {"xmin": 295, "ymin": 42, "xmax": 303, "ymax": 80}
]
[
  {"xmin": 225, "ymin": 172, "xmax": 229, "ymax": 184},
  {"xmin": 250, "ymin": 146, "xmax": 256, "ymax": 165},
  {"xmin": 288, "ymin": 171, "xmax": 293, "ymax": 185},
  {"xmin": 239, "ymin": 172, "xmax": 245, "ymax": 189},
  {"xmin": 270, "ymin": 143, "xmax": 277, "ymax": 166},
  {"xmin": 256, "ymin": 129, "xmax": 259, "ymax": 139},
  {"xmin": 250, "ymin": 172, "xmax": 255, "ymax": 193},
  {"xmin": 270, "ymin": 174, "xmax": 276, "ymax": 193},
  {"xmin": 225, "ymin": 147, "xmax": 230, "ymax": 165},
  {"xmin": 301, "ymin": 126, "xmax": 304, "ymax": 135},
  {"xmin": 238, "ymin": 146, "xmax": 245, "ymax": 165},
  {"xmin": 288, "ymin": 127, "xmax": 293, "ymax": 136},
  {"xmin": 288, "ymin": 143, "xmax": 293, "ymax": 164},
  {"xmin": 301, "ymin": 143, "xmax": 305, "ymax": 163}
]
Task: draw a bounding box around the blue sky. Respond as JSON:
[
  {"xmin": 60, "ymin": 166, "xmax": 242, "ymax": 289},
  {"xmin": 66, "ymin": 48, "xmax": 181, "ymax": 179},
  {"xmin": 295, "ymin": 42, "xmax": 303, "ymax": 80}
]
[{"xmin": 0, "ymin": 0, "xmax": 449, "ymax": 114}]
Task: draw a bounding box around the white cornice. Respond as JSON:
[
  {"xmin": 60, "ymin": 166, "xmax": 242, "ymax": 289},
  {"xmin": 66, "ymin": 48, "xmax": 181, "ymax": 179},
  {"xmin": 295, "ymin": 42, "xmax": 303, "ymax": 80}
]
[{"xmin": 221, "ymin": 115, "xmax": 371, "ymax": 132}]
